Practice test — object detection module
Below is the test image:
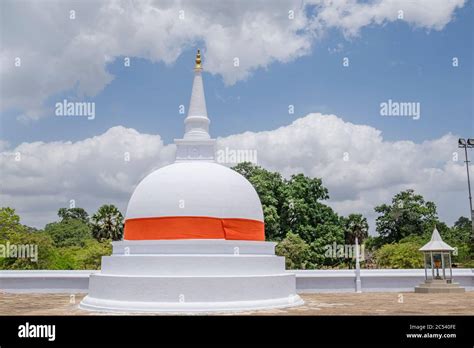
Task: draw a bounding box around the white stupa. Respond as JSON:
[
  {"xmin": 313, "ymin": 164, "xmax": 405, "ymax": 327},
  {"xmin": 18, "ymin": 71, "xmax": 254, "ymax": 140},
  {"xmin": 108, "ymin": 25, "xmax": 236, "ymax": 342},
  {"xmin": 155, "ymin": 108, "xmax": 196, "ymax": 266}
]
[{"xmin": 80, "ymin": 50, "xmax": 303, "ymax": 312}]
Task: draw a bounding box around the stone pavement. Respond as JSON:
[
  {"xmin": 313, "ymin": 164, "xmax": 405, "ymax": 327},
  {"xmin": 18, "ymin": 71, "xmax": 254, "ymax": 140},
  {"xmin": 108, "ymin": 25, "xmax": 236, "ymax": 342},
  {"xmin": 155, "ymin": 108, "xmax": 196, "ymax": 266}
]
[{"xmin": 0, "ymin": 292, "xmax": 473, "ymax": 315}]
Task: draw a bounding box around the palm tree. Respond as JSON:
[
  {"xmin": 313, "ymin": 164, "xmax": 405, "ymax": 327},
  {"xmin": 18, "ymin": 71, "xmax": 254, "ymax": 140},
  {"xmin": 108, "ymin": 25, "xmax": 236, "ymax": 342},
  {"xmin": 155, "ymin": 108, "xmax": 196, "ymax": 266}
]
[
  {"xmin": 91, "ymin": 205, "xmax": 124, "ymax": 241},
  {"xmin": 342, "ymin": 214, "xmax": 369, "ymax": 269},
  {"xmin": 344, "ymin": 214, "xmax": 369, "ymax": 245}
]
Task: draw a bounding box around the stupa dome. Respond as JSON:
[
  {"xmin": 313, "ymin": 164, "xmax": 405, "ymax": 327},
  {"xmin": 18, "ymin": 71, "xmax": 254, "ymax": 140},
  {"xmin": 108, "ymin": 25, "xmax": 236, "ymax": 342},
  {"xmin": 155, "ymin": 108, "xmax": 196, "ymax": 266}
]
[
  {"xmin": 122, "ymin": 49, "xmax": 265, "ymax": 241},
  {"xmin": 124, "ymin": 161, "xmax": 264, "ymax": 240}
]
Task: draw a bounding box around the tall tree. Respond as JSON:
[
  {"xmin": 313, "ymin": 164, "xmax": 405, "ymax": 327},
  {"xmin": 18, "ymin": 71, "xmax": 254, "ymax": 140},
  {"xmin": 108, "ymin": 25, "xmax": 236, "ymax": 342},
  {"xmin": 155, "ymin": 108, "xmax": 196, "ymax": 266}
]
[
  {"xmin": 0, "ymin": 207, "xmax": 22, "ymax": 237},
  {"xmin": 58, "ymin": 207, "xmax": 89, "ymax": 224},
  {"xmin": 343, "ymin": 214, "xmax": 369, "ymax": 245},
  {"xmin": 374, "ymin": 189, "xmax": 438, "ymax": 244},
  {"xmin": 281, "ymin": 174, "xmax": 339, "ymax": 243},
  {"xmin": 441, "ymin": 216, "xmax": 473, "ymax": 262},
  {"xmin": 233, "ymin": 163, "xmax": 345, "ymax": 266},
  {"xmin": 45, "ymin": 219, "xmax": 93, "ymax": 247},
  {"xmin": 280, "ymin": 174, "xmax": 345, "ymax": 266},
  {"xmin": 233, "ymin": 162, "xmax": 286, "ymax": 240},
  {"xmin": 452, "ymin": 216, "xmax": 472, "ymax": 244},
  {"xmin": 91, "ymin": 205, "xmax": 124, "ymax": 241}
]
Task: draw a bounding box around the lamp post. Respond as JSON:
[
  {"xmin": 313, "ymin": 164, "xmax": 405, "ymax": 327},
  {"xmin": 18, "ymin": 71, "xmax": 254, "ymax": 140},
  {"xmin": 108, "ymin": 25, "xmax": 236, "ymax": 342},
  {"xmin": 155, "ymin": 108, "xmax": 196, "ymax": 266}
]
[
  {"xmin": 458, "ymin": 138, "xmax": 474, "ymax": 240},
  {"xmin": 355, "ymin": 237, "xmax": 362, "ymax": 293}
]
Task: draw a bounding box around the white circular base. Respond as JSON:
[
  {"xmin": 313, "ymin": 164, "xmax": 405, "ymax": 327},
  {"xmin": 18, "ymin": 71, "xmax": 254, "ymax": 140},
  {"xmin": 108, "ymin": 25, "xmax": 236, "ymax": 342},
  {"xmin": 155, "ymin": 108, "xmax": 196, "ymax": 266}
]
[
  {"xmin": 80, "ymin": 240, "xmax": 303, "ymax": 313},
  {"xmin": 80, "ymin": 294, "xmax": 304, "ymax": 313}
]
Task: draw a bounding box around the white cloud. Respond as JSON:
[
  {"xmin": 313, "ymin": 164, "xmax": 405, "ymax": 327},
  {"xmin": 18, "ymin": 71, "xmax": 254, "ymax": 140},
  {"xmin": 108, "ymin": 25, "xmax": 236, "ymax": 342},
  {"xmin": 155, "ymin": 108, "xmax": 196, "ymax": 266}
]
[
  {"xmin": 309, "ymin": 0, "xmax": 466, "ymax": 37},
  {"xmin": 1, "ymin": 113, "xmax": 470, "ymax": 232},
  {"xmin": 0, "ymin": 0, "xmax": 466, "ymax": 119},
  {"xmin": 0, "ymin": 126, "xmax": 175, "ymax": 226},
  {"xmin": 218, "ymin": 114, "xmax": 471, "ymax": 231}
]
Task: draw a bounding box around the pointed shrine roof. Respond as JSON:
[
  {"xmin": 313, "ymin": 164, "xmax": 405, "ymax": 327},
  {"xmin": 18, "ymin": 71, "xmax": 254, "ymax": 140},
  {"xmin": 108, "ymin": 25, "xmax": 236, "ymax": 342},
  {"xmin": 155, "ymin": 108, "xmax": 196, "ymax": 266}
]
[{"xmin": 419, "ymin": 227, "xmax": 454, "ymax": 252}]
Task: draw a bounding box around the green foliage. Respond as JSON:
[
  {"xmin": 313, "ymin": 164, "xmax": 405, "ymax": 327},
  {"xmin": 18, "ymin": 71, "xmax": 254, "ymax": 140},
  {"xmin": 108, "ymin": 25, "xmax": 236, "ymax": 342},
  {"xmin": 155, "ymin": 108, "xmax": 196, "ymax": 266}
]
[
  {"xmin": 0, "ymin": 206, "xmax": 112, "ymax": 270},
  {"xmin": 0, "ymin": 229, "xmax": 58, "ymax": 270},
  {"xmin": 444, "ymin": 216, "xmax": 472, "ymax": 245},
  {"xmin": 363, "ymin": 235, "xmax": 382, "ymax": 252},
  {"xmin": 58, "ymin": 207, "xmax": 89, "ymax": 224},
  {"xmin": 281, "ymin": 175, "xmax": 335, "ymax": 242},
  {"xmin": 0, "ymin": 207, "xmax": 57, "ymax": 269},
  {"xmin": 91, "ymin": 204, "xmax": 124, "ymax": 241},
  {"xmin": 0, "ymin": 207, "xmax": 22, "ymax": 234},
  {"xmin": 372, "ymin": 190, "xmax": 473, "ymax": 268},
  {"xmin": 374, "ymin": 189, "xmax": 438, "ymax": 245},
  {"xmin": 310, "ymin": 223, "xmax": 345, "ymax": 266},
  {"xmin": 234, "ymin": 163, "xmax": 341, "ymax": 245},
  {"xmin": 396, "ymin": 223, "xmax": 472, "ymax": 267},
  {"xmin": 49, "ymin": 248, "xmax": 79, "ymax": 270},
  {"xmin": 275, "ymin": 232, "xmax": 312, "ymax": 269},
  {"xmin": 233, "ymin": 162, "xmax": 286, "ymax": 240},
  {"xmin": 59, "ymin": 239, "xmax": 112, "ymax": 270},
  {"xmin": 279, "ymin": 174, "xmax": 345, "ymax": 267},
  {"xmin": 45, "ymin": 219, "xmax": 93, "ymax": 247},
  {"xmin": 3, "ymin": 171, "xmax": 471, "ymax": 271},
  {"xmin": 436, "ymin": 218, "xmax": 472, "ymax": 266},
  {"xmin": 375, "ymin": 242, "xmax": 424, "ymax": 269},
  {"xmin": 233, "ymin": 163, "xmax": 348, "ymax": 266}
]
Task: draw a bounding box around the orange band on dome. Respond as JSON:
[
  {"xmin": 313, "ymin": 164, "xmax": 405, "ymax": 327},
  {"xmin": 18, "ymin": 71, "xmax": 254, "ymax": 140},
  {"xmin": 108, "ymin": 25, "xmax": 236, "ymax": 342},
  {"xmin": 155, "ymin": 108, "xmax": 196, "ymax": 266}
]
[{"xmin": 123, "ymin": 216, "xmax": 265, "ymax": 241}]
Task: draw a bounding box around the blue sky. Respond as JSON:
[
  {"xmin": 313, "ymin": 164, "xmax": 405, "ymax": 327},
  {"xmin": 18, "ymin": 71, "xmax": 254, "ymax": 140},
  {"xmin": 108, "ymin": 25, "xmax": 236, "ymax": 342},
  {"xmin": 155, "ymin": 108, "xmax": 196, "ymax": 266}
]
[{"xmin": 1, "ymin": 1, "xmax": 472, "ymax": 147}]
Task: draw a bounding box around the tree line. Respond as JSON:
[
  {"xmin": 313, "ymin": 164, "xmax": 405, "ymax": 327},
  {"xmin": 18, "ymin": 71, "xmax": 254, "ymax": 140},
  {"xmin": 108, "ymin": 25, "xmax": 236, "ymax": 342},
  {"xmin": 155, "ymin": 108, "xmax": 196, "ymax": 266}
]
[
  {"xmin": 233, "ymin": 163, "xmax": 472, "ymax": 269},
  {"xmin": 0, "ymin": 205, "xmax": 123, "ymax": 270},
  {"xmin": 0, "ymin": 162, "xmax": 472, "ymax": 270}
]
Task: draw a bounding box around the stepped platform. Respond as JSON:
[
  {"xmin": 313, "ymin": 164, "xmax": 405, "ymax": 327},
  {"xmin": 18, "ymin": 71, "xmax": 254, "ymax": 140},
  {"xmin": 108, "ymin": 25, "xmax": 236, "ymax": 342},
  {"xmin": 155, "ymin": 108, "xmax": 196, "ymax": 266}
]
[
  {"xmin": 79, "ymin": 239, "xmax": 303, "ymax": 313},
  {"xmin": 415, "ymin": 279, "xmax": 465, "ymax": 293}
]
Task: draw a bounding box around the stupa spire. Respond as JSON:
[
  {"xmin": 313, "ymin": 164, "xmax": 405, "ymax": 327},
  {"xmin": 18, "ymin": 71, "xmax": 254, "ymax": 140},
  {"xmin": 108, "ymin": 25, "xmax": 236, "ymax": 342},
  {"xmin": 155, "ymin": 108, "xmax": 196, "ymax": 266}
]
[
  {"xmin": 184, "ymin": 49, "xmax": 209, "ymax": 139},
  {"xmin": 195, "ymin": 49, "xmax": 202, "ymax": 70},
  {"xmin": 174, "ymin": 49, "xmax": 216, "ymax": 161}
]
